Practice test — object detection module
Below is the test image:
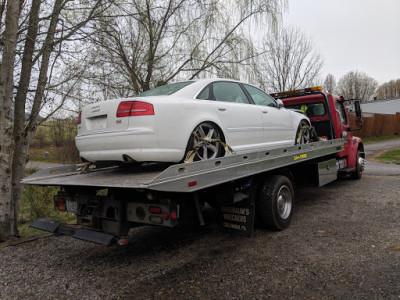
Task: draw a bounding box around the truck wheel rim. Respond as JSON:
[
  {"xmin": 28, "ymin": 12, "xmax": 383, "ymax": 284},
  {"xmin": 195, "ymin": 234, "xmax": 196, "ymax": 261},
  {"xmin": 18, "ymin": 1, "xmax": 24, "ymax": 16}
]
[
  {"xmin": 277, "ymin": 185, "xmax": 292, "ymax": 219},
  {"xmin": 358, "ymin": 156, "xmax": 365, "ymax": 172}
]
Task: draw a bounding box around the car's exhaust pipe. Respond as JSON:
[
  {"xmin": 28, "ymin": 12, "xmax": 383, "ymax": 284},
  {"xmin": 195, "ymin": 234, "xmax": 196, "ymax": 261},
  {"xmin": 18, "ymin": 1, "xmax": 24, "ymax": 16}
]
[{"xmin": 122, "ymin": 154, "xmax": 137, "ymax": 164}]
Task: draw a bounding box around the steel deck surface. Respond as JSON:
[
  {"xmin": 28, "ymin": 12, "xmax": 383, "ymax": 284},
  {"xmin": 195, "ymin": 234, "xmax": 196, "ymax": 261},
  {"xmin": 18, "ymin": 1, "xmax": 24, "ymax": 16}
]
[{"xmin": 22, "ymin": 139, "xmax": 345, "ymax": 192}]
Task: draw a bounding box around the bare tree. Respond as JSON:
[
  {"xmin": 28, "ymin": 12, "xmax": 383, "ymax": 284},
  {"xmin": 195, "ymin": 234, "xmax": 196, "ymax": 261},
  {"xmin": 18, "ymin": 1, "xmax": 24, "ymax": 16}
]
[
  {"xmin": 80, "ymin": 0, "xmax": 286, "ymax": 101},
  {"xmin": 376, "ymin": 79, "xmax": 400, "ymax": 100},
  {"xmin": 0, "ymin": 0, "xmax": 22, "ymax": 240},
  {"xmin": 255, "ymin": 26, "xmax": 324, "ymax": 93},
  {"xmin": 337, "ymin": 71, "xmax": 378, "ymax": 102},
  {"xmin": 323, "ymin": 73, "xmax": 336, "ymax": 93},
  {"xmin": 0, "ymin": 0, "xmax": 108, "ymax": 240}
]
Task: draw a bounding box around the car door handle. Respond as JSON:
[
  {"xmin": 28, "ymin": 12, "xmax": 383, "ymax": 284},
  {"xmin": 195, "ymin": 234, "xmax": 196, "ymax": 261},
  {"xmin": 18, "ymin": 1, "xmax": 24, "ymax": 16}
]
[
  {"xmin": 217, "ymin": 106, "xmax": 227, "ymax": 111},
  {"xmin": 262, "ymin": 110, "xmax": 268, "ymax": 114}
]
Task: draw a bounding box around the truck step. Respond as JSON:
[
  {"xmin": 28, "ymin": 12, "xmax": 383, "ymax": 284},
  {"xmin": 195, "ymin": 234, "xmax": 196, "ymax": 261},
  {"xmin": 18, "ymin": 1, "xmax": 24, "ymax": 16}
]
[
  {"xmin": 338, "ymin": 167, "xmax": 356, "ymax": 174},
  {"xmin": 73, "ymin": 228, "xmax": 115, "ymax": 246}
]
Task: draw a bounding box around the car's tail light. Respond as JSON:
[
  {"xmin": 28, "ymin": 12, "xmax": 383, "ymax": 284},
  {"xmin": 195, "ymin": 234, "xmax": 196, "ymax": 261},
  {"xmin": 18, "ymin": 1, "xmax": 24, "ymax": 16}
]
[
  {"xmin": 116, "ymin": 101, "xmax": 133, "ymax": 117},
  {"xmin": 77, "ymin": 111, "xmax": 82, "ymax": 124},
  {"xmin": 116, "ymin": 101, "xmax": 154, "ymax": 117}
]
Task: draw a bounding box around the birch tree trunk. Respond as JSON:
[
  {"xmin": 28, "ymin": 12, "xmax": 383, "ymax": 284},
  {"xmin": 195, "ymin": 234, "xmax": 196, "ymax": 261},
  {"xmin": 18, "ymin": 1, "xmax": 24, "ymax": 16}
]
[
  {"xmin": 0, "ymin": 0, "xmax": 21, "ymax": 241},
  {"xmin": 11, "ymin": 0, "xmax": 63, "ymax": 236}
]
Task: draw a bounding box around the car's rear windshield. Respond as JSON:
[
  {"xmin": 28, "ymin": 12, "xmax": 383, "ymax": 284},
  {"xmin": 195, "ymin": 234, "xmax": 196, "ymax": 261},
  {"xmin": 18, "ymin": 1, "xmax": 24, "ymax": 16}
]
[
  {"xmin": 285, "ymin": 103, "xmax": 326, "ymax": 117},
  {"xmin": 135, "ymin": 81, "xmax": 193, "ymax": 97}
]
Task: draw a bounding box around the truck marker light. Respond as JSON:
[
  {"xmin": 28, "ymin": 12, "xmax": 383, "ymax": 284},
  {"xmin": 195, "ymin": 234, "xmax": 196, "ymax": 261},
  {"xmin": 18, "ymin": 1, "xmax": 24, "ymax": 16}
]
[
  {"xmin": 162, "ymin": 212, "xmax": 169, "ymax": 220},
  {"xmin": 149, "ymin": 206, "xmax": 162, "ymax": 214},
  {"xmin": 118, "ymin": 238, "xmax": 129, "ymax": 246},
  {"xmin": 188, "ymin": 180, "xmax": 197, "ymax": 187},
  {"xmin": 171, "ymin": 211, "xmax": 177, "ymax": 220}
]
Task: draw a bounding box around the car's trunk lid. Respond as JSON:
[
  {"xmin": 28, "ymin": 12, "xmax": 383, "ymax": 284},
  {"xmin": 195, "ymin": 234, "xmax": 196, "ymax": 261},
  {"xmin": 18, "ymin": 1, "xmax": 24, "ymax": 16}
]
[{"xmin": 78, "ymin": 99, "xmax": 130, "ymax": 135}]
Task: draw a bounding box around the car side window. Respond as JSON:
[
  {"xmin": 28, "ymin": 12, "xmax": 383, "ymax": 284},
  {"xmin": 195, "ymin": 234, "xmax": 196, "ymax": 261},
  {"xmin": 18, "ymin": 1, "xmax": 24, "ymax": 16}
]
[
  {"xmin": 197, "ymin": 86, "xmax": 211, "ymax": 100},
  {"xmin": 243, "ymin": 84, "xmax": 277, "ymax": 107},
  {"xmin": 213, "ymin": 82, "xmax": 250, "ymax": 104}
]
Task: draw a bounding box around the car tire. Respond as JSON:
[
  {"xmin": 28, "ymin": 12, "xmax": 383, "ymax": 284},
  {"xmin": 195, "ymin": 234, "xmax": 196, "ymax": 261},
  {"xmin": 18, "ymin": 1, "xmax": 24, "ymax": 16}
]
[
  {"xmin": 256, "ymin": 175, "xmax": 294, "ymax": 231},
  {"xmin": 295, "ymin": 120, "xmax": 311, "ymax": 144},
  {"xmin": 184, "ymin": 122, "xmax": 223, "ymax": 162}
]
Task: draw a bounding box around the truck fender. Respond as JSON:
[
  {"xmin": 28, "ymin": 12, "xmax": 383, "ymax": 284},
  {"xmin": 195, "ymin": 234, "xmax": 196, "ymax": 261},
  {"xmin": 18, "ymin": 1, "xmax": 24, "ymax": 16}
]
[{"xmin": 347, "ymin": 137, "xmax": 364, "ymax": 168}]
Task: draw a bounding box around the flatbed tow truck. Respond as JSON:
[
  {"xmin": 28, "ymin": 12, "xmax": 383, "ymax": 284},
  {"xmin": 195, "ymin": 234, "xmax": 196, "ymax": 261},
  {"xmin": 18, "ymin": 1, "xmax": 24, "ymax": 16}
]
[{"xmin": 23, "ymin": 87, "xmax": 365, "ymax": 246}]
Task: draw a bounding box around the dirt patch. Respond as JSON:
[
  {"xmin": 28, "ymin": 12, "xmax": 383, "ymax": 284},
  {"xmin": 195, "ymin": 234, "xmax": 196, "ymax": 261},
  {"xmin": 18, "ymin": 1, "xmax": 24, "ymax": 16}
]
[{"xmin": 1, "ymin": 175, "xmax": 400, "ymax": 299}]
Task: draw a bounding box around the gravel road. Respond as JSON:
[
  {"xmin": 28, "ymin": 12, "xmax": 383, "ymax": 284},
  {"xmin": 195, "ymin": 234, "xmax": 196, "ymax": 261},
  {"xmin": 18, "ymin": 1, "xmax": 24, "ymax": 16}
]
[
  {"xmin": 1, "ymin": 175, "xmax": 399, "ymax": 299},
  {"xmin": 1, "ymin": 142, "xmax": 399, "ymax": 299}
]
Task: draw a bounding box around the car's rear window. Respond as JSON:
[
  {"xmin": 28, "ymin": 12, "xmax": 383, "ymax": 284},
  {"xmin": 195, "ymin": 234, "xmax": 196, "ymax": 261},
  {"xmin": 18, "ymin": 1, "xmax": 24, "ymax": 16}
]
[
  {"xmin": 135, "ymin": 81, "xmax": 193, "ymax": 97},
  {"xmin": 285, "ymin": 103, "xmax": 326, "ymax": 117}
]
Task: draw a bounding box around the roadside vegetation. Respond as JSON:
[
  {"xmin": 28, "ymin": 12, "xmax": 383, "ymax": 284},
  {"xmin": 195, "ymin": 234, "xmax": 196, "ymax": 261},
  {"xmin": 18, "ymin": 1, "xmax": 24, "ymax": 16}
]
[
  {"xmin": 20, "ymin": 168, "xmax": 75, "ymax": 237},
  {"xmin": 361, "ymin": 134, "xmax": 400, "ymax": 144},
  {"xmin": 29, "ymin": 120, "xmax": 80, "ymax": 164},
  {"xmin": 20, "ymin": 120, "xmax": 80, "ymax": 237},
  {"xmin": 375, "ymin": 149, "xmax": 400, "ymax": 165}
]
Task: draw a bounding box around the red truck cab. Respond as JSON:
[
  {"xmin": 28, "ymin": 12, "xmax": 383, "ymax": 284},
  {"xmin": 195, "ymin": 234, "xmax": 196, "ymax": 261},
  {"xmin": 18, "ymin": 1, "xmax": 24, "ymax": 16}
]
[{"xmin": 272, "ymin": 87, "xmax": 365, "ymax": 179}]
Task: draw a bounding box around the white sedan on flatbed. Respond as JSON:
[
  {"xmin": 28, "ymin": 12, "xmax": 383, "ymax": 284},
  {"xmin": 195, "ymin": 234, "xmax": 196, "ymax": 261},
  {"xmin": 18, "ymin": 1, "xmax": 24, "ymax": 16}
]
[{"xmin": 76, "ymin": 78, "xmax": 310, "ymax": 163}]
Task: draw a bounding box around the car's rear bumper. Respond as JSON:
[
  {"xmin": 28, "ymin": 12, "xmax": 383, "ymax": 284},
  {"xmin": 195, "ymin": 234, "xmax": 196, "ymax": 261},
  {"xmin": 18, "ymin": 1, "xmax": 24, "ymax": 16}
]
[{"xmin": 75, "ymin": 129, "xmax": 184, "ymax": 163}]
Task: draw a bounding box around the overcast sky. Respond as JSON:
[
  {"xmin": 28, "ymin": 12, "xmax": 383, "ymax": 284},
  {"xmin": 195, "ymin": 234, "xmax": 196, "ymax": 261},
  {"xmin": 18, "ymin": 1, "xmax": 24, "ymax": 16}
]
[{"xmin": 283, "ymin": 0, "xmax": 400, "ymax": 84}]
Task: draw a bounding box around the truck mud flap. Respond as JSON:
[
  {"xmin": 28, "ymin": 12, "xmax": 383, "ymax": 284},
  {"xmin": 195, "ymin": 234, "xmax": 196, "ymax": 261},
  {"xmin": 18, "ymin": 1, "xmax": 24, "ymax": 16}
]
[
  {"xmin": 73, "ymin": 228, "xmax": 115, "ymax": 246},
  {"xmin": 219, "ymin": 196, "xmax": 255, "ymax": 237}
]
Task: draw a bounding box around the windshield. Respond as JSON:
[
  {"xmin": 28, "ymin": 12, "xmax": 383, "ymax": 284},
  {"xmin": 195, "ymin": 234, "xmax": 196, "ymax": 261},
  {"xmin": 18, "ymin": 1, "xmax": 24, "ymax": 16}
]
[
  {"xmin": 136, "ymin": 81, "xmax": 193, "ymax": 97},
  {"xmin": 285, "ymin": 103, "xmax": 326, "ymax": 117}
]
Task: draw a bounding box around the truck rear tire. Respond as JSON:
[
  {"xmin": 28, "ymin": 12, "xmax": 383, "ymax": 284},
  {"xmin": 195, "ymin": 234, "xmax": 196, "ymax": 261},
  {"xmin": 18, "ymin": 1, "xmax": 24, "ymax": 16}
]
[{"xmin": 256, "ymin": 175, "xmax": 294, "ymax": 231}]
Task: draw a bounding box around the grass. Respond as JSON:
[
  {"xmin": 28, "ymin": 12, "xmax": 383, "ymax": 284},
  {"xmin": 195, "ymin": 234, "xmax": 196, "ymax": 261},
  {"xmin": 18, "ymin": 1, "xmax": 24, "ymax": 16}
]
[
  {"xmin": 29, "ymin": 145, "xmax": 60, "ymax": 163},
  {"xmin": 19, "ymin": 168, "xmax": 76, "ymax": 237},
  {"xmin": 361, "ymin": 134, "xmax": 400, "ymax": 144},
  {"xmin": 29, "ymin": 119, "xmax": 80, "ymax": 164},
  {"xmin": 375, "ymin": 149, "xmax": 400, "ymax": 164}
]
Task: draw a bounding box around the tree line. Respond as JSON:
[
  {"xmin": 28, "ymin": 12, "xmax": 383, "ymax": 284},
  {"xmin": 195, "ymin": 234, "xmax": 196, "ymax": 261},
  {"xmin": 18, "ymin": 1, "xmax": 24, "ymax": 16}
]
[{"xmin": 324, "ymin": 72, "xmax": 400, "ymax": 102}]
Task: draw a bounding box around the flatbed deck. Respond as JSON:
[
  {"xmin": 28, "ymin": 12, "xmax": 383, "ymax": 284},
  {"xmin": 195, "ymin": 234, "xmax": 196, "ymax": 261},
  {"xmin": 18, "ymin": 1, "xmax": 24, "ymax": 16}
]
[{"xmin": 22, "ymin": 139, "xmax": 345, "ymax": 192}]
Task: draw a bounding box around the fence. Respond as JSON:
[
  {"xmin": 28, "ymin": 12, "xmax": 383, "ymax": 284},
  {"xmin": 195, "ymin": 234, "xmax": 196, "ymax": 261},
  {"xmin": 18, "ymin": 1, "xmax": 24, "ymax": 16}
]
[{"xmin": 348, "ymin": 113, "xmax": 400, "ymax": 138}]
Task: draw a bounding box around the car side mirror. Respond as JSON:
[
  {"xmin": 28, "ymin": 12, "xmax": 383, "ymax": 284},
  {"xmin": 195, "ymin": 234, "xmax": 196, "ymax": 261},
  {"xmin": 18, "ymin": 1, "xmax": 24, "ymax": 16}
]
[{"xmin": 276, "ymin": 99, "xmax": 284, "ymax": 108}]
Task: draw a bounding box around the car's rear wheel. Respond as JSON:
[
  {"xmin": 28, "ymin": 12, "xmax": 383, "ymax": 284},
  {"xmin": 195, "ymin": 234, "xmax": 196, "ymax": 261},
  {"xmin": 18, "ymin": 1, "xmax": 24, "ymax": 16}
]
[
  {"xmin": 295, "ymin": 120, "xmax": 311, "ymax": 144},
  {"xmin": 184, "ymin": 122, "xmax": 222, "ymax": 162}
]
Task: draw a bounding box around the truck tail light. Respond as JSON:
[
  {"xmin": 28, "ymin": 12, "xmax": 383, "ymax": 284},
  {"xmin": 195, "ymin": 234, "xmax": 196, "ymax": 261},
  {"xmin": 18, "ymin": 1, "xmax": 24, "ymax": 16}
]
[
  {"xmin": 171, "ymin": 211, "xmax": 177, "ymax": 220},
  {"xmin": 149, "ymin": 206, "xmax": 162, "ymax": 214},
  {"xmin": 77, "ymin": 111, "xmax": 82, "ymax": 125},
  {"xmin": 54, "ymin": 197, "xmax": 67, "ymax": 211},
  {"xmin": 116, "ymin": 101, "xmax": 154, "ymax": 118}
]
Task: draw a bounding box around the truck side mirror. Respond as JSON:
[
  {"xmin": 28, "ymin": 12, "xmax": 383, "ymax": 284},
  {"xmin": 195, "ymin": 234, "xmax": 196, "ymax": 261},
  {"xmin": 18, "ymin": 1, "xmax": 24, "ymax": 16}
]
[{"xmin": 353, "ymin": 100, "xmax": 363, "ymax": 130}]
